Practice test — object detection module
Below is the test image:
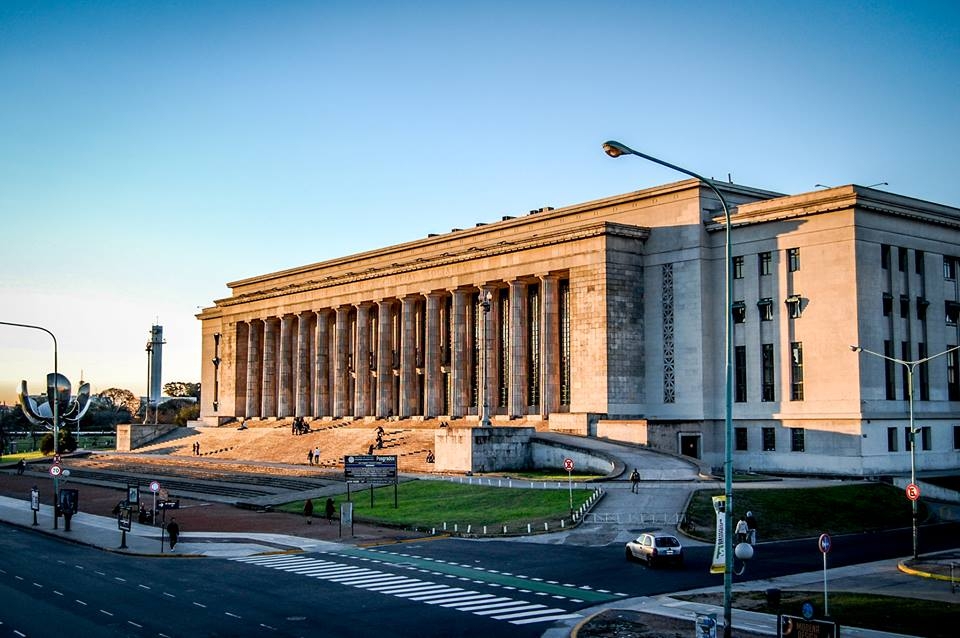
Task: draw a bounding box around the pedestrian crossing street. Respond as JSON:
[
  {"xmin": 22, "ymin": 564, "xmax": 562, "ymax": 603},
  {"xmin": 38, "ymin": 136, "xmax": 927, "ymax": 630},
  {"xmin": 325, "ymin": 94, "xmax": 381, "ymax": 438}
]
[{"xmin": 233, "ymin": 553, "xmax": 584, "ymax": 626}]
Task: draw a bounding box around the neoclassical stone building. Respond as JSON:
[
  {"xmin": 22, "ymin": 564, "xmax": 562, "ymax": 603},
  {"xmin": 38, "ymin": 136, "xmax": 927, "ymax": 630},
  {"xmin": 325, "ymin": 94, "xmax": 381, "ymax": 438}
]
[{"xmin": 197, "ymin": 179, "xmax": 960, "ymax": 476}]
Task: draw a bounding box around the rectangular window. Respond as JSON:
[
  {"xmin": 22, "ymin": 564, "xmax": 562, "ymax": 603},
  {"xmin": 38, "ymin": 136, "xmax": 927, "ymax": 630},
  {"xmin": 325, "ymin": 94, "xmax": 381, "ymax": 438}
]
[
  {"xmin": 898, "ymin": 247, "xmax": 908, "ymax": 272},
  {"xmin": 762, "ymin": 427, "xmax": 776, "ymax": 451},
  {"xmin": 881, "ymin": 244, "xmax": 890, "ymax": 270},
  {"xmin": 946, "ymin": 301, "xmax": 960, "ymax": 326},
  {"xmin": 919, "ymin": 343, "xmax": 930, "ymax": 400},
  {"xmin": 758, "ymin": 298, "xmax": 774, "ymax": 322},
  {"xmin": 954, "ymin": 425, "xmax": 960, "ymax": 450},
  {"xmin": 945, "ymin": 256, "xmax": 957, "ymax": 280},
  {"xmin": 790, "ymin": 342, "xmax": 804, "ymax": 401},
  {"xmin": 900, "ymin": 295, "xmax": 910, "ymax": 319},
  {"xmin": 948, "ymin": 348, "xmax": 960, "ymax": 401},
  {"xmin": 884, "ymin": 340, "xmax": 896, "ymax": 400},
  {"xmin": 916, "ymin": 250, "xmax": 924, "ymax": 276},
  {"xmin": 901, "ymin": 342, "xmax": 911, "ymax": 401},
  {"xmin": 882, "ymin": 293, "xmax": 893, "ymax": 317},
  {"xmin": 791, "ymin": 428, "xmax": 805, "ymax": 452},
  {"xmin": 786, "ymin": 296, "xmax": 802, "ymax": 319},
  {"xmin": 921, "ymin": 426, "xmax": 932, "ymax": 451},
  {"xmin": 887, "ymin": 427, "xmax": 898, "ymax": 452},
  {"xmin": 735, "ymin": 346, "xmax": 747, "ymax": 403},
  {"xmin": 905, "ymin": 426, "xmax": 912, "ymax": 451},
  {"xmin": 732, "ymin": 256, "xmax": 744, "ymax": 279},
  {"xmin": 735, "ymin": 427, "xmax": 748, "ymax": 451},
  {"xmin": 759, "ymin": 251, "xmax": 772, "ymax": 276},
  {"xmin": 762, "ymin": 343, "xmax": 775, "ymax": 402},
  {"xmin": 917, "ymin": 297, "xmax": 928, "ymax": 321},
  {"xmin": 787, "ymin": 248, "xmax": 800, "ymax": 272},
  {"xmin": 732, "ymin": 301, "xmax": 746, "ymax": 324}
]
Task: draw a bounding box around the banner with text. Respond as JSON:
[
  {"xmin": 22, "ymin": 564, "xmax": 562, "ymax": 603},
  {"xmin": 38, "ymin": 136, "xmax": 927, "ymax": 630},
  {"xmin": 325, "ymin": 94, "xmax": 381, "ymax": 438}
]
[{"xmin": 710, "ymin": 495, "xmax": 727, "ymax": 574}]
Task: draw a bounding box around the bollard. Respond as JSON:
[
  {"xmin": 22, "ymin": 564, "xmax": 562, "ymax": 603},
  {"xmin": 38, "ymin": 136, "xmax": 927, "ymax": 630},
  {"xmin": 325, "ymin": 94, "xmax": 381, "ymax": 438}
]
[
  {"xmin": 527, "ymin": 523, "xmax": 531, "ymax": 533},
  {"xmin": 544, "ymin": 522, "xmax": 548, "ymax": 531},
  {"xmin": 483, "ymin": 525, "xmax": 487, "ymax": 535},
  {"xmin": 432, "ymin": 528, "xmax": 436, "ymax": 535},
  {"xmin": 443, "ymin": 522, "xmax": 447, "ymax": 530},
  {"xmin": 454, "ymin": 524, "xmax": 458, "ymax": 532},
  {"xmin": 561, "ymin": 519, "xmax": 565, "ymax": 528},
  {"xmin": 503, "ymin": 525, "xmax": 507, "ymax": 534},
  {"xmin": 467, "ymin": 525, "xmax": 471, "ymax": 533}
]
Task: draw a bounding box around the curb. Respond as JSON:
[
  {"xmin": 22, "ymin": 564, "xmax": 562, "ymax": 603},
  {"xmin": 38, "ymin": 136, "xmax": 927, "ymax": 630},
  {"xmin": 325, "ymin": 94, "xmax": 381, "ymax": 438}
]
[{"xmin": 897, "ymin": 559, "xmax": 959, "ymax": 583}]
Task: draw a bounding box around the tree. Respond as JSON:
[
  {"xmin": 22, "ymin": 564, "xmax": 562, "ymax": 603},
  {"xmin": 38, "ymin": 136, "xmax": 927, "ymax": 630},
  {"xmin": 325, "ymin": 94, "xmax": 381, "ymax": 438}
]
[
  {"xmin": 163, "ymin": 381, "xmax": 200, "ymax": 398},
  {"xmin": 98, "ymin": 388, "xmax": 141, "ymax": 419}
]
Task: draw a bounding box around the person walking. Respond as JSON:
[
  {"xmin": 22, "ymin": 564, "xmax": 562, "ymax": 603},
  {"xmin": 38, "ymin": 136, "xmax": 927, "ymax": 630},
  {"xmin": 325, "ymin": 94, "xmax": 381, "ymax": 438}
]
[
  {"xmin": 735, "ymin": 516, "xmax": 749, "ymax": 545},
  {"xmin": 167, "ymin": 517, "xmax": 180, "ymax": 550},
  {"xmin": 629, "ymin": 468, "xmax": 640, "ymax": 493},
  {"xmin": 303, "ymin": 498, "xmax": 314, "ymax": 524},
  {"xmin": 313, "ymin": 446, "xmax": 321, "ymax": 465},
  {"xmin": 325, "ymin": 497, "xmax": 335, "ymax": 524},
  {"xmin": 745, "ymin": 511, "xmax": 758, "ymax": 545},
  {"xmin": 307, "ymin": 449, "xmax": 314, "ymax": 465},
  {"xmin": 16, "ymin": 459, "xmax": 26, "ymax": 475}
]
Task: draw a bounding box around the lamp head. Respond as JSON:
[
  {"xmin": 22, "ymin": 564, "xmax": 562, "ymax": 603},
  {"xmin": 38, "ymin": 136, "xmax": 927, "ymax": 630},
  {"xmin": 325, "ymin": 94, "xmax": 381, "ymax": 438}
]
[
  {"xmin": 602, "ymin": 140, "xmax": 631, "ymax": 158},
  {"xmin": 850, "ymin": 345, "xmax": 862, "ymax": 352}
]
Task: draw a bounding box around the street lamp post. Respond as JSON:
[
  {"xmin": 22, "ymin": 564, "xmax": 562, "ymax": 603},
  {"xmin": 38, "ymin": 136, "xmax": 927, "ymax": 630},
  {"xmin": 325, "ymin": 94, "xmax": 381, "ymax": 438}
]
[
  {"xmin": 479, "ymin": 291, "xmax": 493, "ymax": 427},
  {"xmin": 849, "ymin": 343, "xmax": 960, "ymax": 560},
  {"xmin": 602, "ymin": 141, "xmax": 736, "ymax": 637},
  {"xmin": 0, "ymin": 320, "xmax": 60, "ymax": 529}
]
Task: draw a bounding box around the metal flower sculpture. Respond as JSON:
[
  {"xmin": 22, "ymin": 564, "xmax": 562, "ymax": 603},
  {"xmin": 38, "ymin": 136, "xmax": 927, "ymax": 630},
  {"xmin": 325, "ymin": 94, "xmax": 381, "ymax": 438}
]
[{"xmin": 17, "ymin": 373, "xmax": 92, "ymax": 429}]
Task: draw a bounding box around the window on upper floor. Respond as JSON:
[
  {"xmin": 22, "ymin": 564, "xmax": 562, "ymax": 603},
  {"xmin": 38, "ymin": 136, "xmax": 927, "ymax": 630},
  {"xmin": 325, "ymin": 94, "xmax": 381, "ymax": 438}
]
[
  {"xmin": 785, "ymin": 295, "xmax": 803, "ymax": 319},
  {"xmin": 948, "ymin": 348, "xmax": 960, "ymax": 401},
  {"xmin": 954, "ymin": 425, "xmax": 960, "ymax": 451},
  {"xmin": 916, "ymin": 250, "xmax": 925, "ymax": 276},
  {"xmin": 887, "ymin": 427, "xmax": 898, "ymax": 452},
  {"xmin": 946, "ymin": 300, "xmax": 960, "ymax": 326},
  {"xmin": 900, "ymin": 295, "xmax": 910, "ymax": 319},
  {"xmin": 732, "ymin": 256, "xmax": 744, "ymax": 280},
  {"xmin": 921, "ymin": 426, "xmax": 932, "ymax": 451},
  {"xmin": 787, "ymin": 248, "xmax": 800, "ymax": 272},
  {"xmin": 944, "ymin": 256, "xmax": 958, "ymax": 280},
  {"xmin": 882, "ymin": 293, "xmax": 893, "ymax": 317},
  {"xmin": 884, "ymin": 340, "xmax": 896, "ymax": 400},
  {"xmin": 732, "ymin": 301, "xmax": 746, "ymax": 324},
  {"xmin": 758, "ymin": 298, "xmax": 774, "ymax": 322},
  {"xmin": 761, "ymin": 343, "xmax": 775, "ymax": 402},
  {"xmin": 790, "ymin": 342, "xmax": 804, "ymax": 401},
  {"xmin": 898, "ymin": 247, "xmax": 908, "ymax": 272},
  {"xmin": 917, "ymin": 297, "xmax": 929, "ymax": 321},
  {"xmin": 758, "ymin": 251, "xmax": 772, "ymax": 276},
  {"xmin": 735, "ymin": 346, "xmax": 747, "ymax": 403},
  {"xmin": 881, "ymin": 245, "xmax": 891, "ymax": 270}
]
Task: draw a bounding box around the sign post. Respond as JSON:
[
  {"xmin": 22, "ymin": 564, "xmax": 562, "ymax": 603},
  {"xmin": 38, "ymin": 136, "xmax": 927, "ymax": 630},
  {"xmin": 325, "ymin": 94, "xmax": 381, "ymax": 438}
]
[
  {"xmin": 818, "ymin": 533, "xmax": 832, "ymax": 616},
  {"xmin": 563, "ymin": 458, "xmax": 574, "ymax": 512},
  {"xmin": 149, "ymin": 480, "xmax": 161, "ymax": 526},
  {"xmin": 344, "ymin": 455, "xmax": 399, "ymax": 509},
  {"xmin": 905, "ymin": 483, "xmax": 920, "ymax": 502},
  {"xmin": 30, "ymin": 486, "xmax": 40, "ymax": 526}
]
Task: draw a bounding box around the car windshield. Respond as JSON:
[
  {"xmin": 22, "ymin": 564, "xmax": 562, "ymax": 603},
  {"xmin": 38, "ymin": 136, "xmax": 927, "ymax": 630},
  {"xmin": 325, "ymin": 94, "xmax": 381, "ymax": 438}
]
[{"xmin": 655, "ymin": 537, "xmax": 680, "ymax": 548}]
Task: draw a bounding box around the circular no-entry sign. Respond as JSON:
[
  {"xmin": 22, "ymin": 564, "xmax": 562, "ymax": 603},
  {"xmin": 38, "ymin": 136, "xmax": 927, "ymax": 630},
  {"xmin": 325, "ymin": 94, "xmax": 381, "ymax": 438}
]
[
  {"xmin": 563, "ymin": 458, "xmax": 574, "ymax": 471},
  {"xmin": 905, "ymin": 483, "xmax": 921, "ymax": 501},
  {"xmin": 49, "ymin": 465, "xmax": 62, "ymax": 477},
  {"xmin": 818, "ymin": 533, "xmax": 832, "ymax": 554},
  {"xmin": 149, "ymin": 481, "xmax": 161, "ymax": 493}
]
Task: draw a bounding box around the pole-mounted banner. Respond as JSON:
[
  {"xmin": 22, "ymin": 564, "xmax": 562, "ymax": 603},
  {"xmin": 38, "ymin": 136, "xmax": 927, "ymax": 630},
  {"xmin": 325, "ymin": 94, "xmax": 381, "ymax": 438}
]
[{"xmin": 711, "ymin": 495, "xmax": 727, "ymax": 574}]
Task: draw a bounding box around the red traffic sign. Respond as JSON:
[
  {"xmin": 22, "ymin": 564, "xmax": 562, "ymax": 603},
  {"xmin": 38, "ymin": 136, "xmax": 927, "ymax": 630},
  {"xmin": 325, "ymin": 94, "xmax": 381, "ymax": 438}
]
[
  {"xmin": 818, "ymin": 533, "xmax": 832, "ymax": 554},
  {"xmin": 49, "ymin": 465, "xmax": 62, "ymax": 477},
  {"xmin": 905, "ymin": 483, "xmax": 921, "ymax": 501},
  {"xmin": 149, "ymin": 481, "xmax": 161, "ymax": 493},
  {"xmin": 563, "ymin": 458, "xmax": 574, "ymax": 471}
]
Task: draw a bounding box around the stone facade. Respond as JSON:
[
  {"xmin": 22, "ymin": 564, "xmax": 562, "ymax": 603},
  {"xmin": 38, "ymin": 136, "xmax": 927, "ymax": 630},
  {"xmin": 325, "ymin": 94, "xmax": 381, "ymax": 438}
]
[{"xmin": 198, "ymin": 179, "xmax": 960, "ymax": 477}]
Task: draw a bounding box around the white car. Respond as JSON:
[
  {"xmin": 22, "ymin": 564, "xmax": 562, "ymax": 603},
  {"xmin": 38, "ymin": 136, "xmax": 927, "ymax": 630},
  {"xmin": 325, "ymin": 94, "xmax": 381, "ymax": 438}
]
[{"xmin": 625, "ymin": 532, "xmax": 684, "ymax": 567}]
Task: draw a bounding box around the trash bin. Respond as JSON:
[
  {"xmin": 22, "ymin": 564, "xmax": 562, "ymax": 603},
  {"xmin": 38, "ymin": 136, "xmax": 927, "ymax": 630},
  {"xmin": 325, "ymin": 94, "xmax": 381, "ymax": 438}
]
[{"xmin": 766, "ymin": 588, "xmax": 781, "ymax": 608}]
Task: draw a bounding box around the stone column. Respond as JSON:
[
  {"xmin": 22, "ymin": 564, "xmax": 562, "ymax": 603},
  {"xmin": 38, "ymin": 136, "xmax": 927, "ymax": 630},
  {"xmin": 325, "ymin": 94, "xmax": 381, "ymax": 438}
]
[
  {"xmin": 539, "ymin": 274, "xmax": 561, "ymax": 419},
  {"xmin": 245, "ymin": 319, "xmax": 262, "ymax": 418},
  {"xmin": 424, "ymin": 292, "xmax": 443, "ymax": 418},
  {"xmin": 399, "ymin": 296, "xmax": 418, "ymax": 417},
  {"xmin": 508, "ymin": 280, "xmax": 529, "ymax": 418},
  {"xmin": 314, "ymin": 309, "xmax": 331, "ymax": 417},
  {"xmin": 278, "ymin": 314, "xmax": 295, "ymax": 418},
  {"xmin": 376, "ymin": 300, "xmax": 394, "ymax": 418},
  {"xmin": 450, "ymin": 289, "xmax": 469, "ymax": 418},
  {"xmin": 354, "ymin": 302, "xmax": 373, "ymax": 417},
  {"xmin": 333, "ymin": 306, "xmax": 351, "ymax": 418},
  {"xmin": 261, "ymin": 317, "xmax": 279, "ymax": 417},
  {"xmin": 296, "ymin": 311, "xmax": 311, "ymax": 417}
]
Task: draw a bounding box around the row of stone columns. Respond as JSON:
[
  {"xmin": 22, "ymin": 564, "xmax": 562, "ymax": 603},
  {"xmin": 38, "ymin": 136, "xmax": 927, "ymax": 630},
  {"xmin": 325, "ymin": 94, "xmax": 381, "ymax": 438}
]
[{"xmin": 235, "ymin": 275, "xmax": 565, "ymax": 421}]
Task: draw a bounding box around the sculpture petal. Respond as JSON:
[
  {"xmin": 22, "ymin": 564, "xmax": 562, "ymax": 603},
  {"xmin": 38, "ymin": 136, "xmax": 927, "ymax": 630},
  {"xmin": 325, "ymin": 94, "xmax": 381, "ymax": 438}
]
[{"xmin": 18, "ymin": 380, "xmax": 48, "ymax": 427}]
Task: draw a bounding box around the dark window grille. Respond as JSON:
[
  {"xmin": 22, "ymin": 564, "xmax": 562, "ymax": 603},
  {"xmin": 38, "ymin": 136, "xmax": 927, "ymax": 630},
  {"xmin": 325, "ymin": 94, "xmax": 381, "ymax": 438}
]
[
  {"xmin": 762, "ymin": 343, "xmax": 775, "ymax": 402},
  {"xmin": 735, "ymin": 427, "xmax": 748, "ymax": 451},
  {"xmin": 787, "ymin": 248, "xmax": 800, "ymax": 272},
  {"xmin": 559, "ymin": 280, "xmax": 571, "ymax": 406},
  {"xmin": 759, "ymin": 251, "xmax": 772, "ymax": 276},
  {"xmin": 791, "ymin": 428, "xmax": 805, "ymax": 452},
  {"xmin": 762, "ymin": 427, "xmax": 776, "ymax": 451},
  {"xmin": 735, "ymin": 346, "xmax": 747, "ymax": 403},
  {"xmin": 881, "ymin": 245, "xmax": 890, "ymax": 269},
  {"xmin": 527, "ymin": 284, "xmax": 541, "ymax": 406},
  {"xmin": 790, "ymin": 342, "xmax": 804, "ymax": 401},
  {"xmin": 498, "ymin": 289, "xmax": 509, "ymax": 408},
  {"xmin": 884, "ymin": 340, "xmax": 896, "ymax": 399},
  {"xmin": 732, "ymin": 256, "xmax": 744, "ymax": 279},
  {"xmin": 887, "ymin": 427, "xmax": 898, "ymax": 452}
]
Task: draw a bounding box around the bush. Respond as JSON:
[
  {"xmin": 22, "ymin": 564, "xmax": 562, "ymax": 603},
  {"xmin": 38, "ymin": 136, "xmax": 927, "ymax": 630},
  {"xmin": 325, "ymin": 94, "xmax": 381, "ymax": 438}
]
[
  {"xmin": 39, "ymin": 429, "xmax": 78, "ymax": 455},
  {"xmin": 175, "ymin": 403, "xmax": 200, "ymax": 425}
]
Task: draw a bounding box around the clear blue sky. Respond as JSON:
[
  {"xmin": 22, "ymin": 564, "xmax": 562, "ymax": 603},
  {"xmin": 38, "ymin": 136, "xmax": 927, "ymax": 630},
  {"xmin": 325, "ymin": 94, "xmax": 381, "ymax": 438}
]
[{"xmin": 2, "ymin": 0, "xmax": 958, "ymax": 404}]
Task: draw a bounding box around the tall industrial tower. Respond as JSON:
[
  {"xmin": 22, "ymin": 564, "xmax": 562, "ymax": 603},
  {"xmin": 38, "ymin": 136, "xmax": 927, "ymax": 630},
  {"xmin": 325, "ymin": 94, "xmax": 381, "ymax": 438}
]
[{"xmin": 144, "ymin": 325, "xmax": 165, "ymax": 423}]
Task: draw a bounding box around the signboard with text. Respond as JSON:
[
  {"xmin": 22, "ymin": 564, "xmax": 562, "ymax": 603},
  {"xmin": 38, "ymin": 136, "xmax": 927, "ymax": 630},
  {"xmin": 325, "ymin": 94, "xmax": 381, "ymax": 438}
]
[
  {"xmin": 344, "ymin": 455, "xmax": 398, "ymax": 484},
  {"xmin": 779, "ymin": 614, "xmax": 837, "ymax": 638}
]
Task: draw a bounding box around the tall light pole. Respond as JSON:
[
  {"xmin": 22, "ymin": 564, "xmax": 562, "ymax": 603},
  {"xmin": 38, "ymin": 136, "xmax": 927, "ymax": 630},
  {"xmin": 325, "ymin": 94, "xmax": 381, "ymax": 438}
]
[
  {"xmin": 849, "ymin": 343, "xmax": 960, "ymax": 560},
  {"xmin": 602, "ymin": 141, "xmax": 736, "ymax": 637},
  {"xmin": 0, "ymin": 320, "xmax": 60, "ymax": 529},
  {"xmin": 479, "ymin": 291, "xmax": 493, "ymax": 427}
]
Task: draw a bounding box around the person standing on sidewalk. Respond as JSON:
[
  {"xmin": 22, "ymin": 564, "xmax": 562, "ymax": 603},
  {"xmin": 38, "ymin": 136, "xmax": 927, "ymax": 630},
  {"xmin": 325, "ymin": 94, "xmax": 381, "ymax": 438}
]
[
  {"xmin": 325, "ymin": 497, "xmax": 335, "ymax": 524},
  {"xmin": 167, "ymin": 518, "xmax": 180, "ymax": 549},
  {"xmin": 304, "ymin": 498, "xmax": 314, "ymax": 524},
  {"xmin": 746, "ymin": 510, "xmax": 758, "ymax": 545},
  {"xmin": 630, "ymin": 468, "xmax": 640, "ymax": 493}
]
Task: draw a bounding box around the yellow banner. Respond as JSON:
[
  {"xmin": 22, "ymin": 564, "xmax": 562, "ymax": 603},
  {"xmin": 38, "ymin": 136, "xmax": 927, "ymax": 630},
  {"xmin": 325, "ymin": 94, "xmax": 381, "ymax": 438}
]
[{"xmin": 710, "ymin": 495, "xmax": 726, "ymax": 574}]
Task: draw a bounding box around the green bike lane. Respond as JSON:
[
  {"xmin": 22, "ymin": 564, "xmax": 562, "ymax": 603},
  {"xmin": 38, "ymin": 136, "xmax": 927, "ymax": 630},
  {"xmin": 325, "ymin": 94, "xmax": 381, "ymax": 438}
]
[{"xmin": 330, "ymin": 545, "xmax": 626, "ymax": 604}]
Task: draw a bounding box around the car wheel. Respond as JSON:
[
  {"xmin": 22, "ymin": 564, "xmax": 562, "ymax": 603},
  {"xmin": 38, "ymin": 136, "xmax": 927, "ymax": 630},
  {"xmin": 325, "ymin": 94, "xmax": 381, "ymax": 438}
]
[{"xmin": 625, "ymin": 548, "xmax": 634, "ymax": 562}]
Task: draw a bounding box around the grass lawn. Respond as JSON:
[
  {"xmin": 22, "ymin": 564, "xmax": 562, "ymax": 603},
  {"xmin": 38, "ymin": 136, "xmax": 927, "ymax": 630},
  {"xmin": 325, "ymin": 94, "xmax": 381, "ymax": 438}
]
[
  {"xmin": 278, "ymin": 479, "xmax": 595, "ymax": 532},
  {"xmin": 677, "ymin": 590, "xmax": 959, "ymax": 638},
  {"xmin": 685, "ymin": 483, "xmax": 921, "ymax": 541}
]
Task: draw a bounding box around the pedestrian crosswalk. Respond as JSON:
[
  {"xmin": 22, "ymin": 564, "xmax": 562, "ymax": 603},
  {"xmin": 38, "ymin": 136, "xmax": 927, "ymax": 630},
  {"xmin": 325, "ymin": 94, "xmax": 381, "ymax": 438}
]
[{"xmin": 233, "ymin": 554, "xmax": 583, "ymax": 626}]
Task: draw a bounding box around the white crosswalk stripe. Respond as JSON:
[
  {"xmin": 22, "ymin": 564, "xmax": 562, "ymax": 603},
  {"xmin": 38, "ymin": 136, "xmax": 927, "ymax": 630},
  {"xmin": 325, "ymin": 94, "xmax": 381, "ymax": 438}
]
[{"xmin": 233, "ymin": 554, "xmax": 580, "ymax": 626}]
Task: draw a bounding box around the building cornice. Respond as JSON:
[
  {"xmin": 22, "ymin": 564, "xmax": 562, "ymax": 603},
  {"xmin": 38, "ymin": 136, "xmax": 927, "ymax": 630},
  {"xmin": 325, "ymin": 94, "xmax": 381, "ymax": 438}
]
[{"xmin": 213, "ymin": 221, "xmax": 649, "ymax": 308}]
